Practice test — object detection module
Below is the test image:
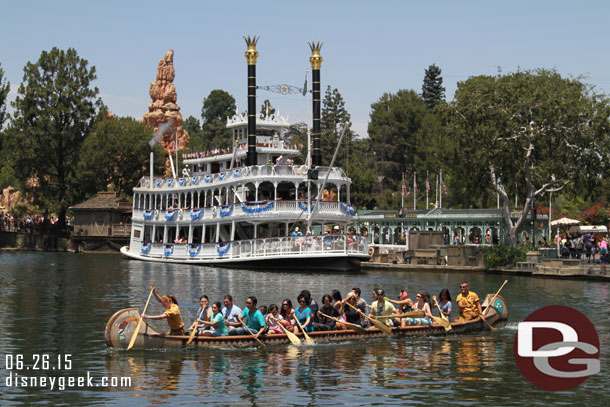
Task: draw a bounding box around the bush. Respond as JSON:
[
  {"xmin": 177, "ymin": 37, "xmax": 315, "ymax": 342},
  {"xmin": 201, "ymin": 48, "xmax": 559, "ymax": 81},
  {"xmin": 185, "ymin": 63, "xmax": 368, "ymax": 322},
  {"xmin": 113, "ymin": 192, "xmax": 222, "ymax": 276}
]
[{"xmin": 481, "ymin": 244, "xmax": 527, "ymax": 269}]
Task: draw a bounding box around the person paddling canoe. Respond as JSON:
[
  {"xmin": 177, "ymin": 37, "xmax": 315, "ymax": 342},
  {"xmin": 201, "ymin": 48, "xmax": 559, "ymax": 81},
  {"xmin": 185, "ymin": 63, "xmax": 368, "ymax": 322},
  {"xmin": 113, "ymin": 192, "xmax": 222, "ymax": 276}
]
[
  {"xmin": 142, "ymin": 284, "xmax": 184, "ymax": 335},
  {"xmin": 456, "ymin": 282, "xmax": 484, "ymax": 322}
]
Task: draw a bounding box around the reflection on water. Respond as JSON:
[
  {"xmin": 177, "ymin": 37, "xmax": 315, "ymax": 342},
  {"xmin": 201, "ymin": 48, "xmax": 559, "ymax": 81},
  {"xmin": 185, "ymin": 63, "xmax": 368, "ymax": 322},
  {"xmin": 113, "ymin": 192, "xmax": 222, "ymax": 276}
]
[{"xmin": 0, "ymin": 253, "xmax": 608, "ymax": 406}]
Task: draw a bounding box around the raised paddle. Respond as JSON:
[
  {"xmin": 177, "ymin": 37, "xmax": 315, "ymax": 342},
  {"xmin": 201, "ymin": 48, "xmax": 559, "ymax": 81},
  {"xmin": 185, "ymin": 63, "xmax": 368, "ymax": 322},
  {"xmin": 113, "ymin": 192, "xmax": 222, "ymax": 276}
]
[
  {"xmin": 239, "ymin": 318, "xmax": 266, "ymax": 348},
  {"xmin": 292, "ymin": 311, "xmax": 315, "ymax": 345},
  {"xmin": 483, "ymin": 280, "xmax": 508, "ymax": 317},
  {"xmin": 432, "ymin": 296, "xmax": 452, "ymax": 331},
  {"xmin": 377, "ymin": 311, "xmax": 425, "ymax": 319},
  {"xmin": 319, "ymin": 312, "xmax": 368, "ymax": 334},
  {"xmin": 268, "ymin": 315, "xmax": 302, "ymax": 346},
  {"xmin": 127, "ymin": 287, "xmax": 155, "ymax": 350},
  {"xmin": 346, "ymin": 301, "xmax": 392, "ymax": 335}
]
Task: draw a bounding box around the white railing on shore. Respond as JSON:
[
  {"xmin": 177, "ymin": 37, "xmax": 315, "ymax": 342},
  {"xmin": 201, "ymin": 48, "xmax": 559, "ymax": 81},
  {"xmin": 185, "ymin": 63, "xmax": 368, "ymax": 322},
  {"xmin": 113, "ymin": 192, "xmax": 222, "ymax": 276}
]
[
  {"xmin": 137, "ymin": 165, "xmax": 347, "ymax": 190},
  {"xmin": 135, "ymin": 234, "xmax": 369, "ymax": 261},
  {"xmin": 131, "ymin": 200, "xmax": 354, "ymax": 222}
]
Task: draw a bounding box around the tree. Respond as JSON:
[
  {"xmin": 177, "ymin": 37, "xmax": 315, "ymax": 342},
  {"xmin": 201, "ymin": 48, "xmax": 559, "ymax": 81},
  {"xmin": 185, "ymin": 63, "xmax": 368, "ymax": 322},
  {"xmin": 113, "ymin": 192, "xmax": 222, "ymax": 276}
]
[
  {"xmin": 446, "ymin": 69, "xmax": 608, "ymax": 246},
  {"xmin": 0, "ymin": 62, "xmax": 9, "ymax": 130},
  {"xmin": 183, "ymin": 115, "xmax": 205, "ymax": 152},
  {"xmin": 422, "ymin": 64, "xmax": 445, "ymax": 110},
  {"xmin": 201, "ymin": 89, "xmax": 236, "ymax": 149},
  {"xmin": 78, "ymin": 117, "xmax": 165, "ymax": 197},
  {"xmin": 321, "ymin": 86, "xmax": 353, "ymax": 169},
  {"xmin": 259, "ymin": 99, "xmax": 275, "ymax": 118},
  {"xmin": 10, "ymin": 47, "xmax": 102, "ymax": 231},
  {"xmin": 368, "ymin": 90, "xmax": 428, "ymax": 191}
]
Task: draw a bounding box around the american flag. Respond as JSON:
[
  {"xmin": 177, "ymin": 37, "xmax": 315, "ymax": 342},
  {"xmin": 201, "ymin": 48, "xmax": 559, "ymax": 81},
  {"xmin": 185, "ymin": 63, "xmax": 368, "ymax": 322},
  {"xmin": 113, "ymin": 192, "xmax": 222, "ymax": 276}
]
[
  {"xmin": 402, "ymin": 183, "xmax": 408, "ymax": 198},
  {"xmin": 426, "ymin": 178, "xmax": 430, "ymax": 197},
  {"xmin": 441, "ymin": 175, "xmax": 448, "ymax": 195}
]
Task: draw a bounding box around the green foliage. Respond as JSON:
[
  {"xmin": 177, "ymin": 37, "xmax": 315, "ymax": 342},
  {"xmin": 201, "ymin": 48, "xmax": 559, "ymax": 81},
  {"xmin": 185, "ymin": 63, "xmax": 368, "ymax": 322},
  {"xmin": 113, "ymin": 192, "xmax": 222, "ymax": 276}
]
[
  {"xmin": 183, "ymin": 115, "xmax": 204, "ymax": 152},
  {"xmin": 0, "ymin": 62, "xmax": 9, "ymax": 131},
  {"xmin": 78, "ymin": 117, "xmax": 165, "ymax": 197},
  {"xmin": 368, "ymin": 89, "xmax": 428, "ymax": 191},
  {"xmin": 259, "ymin": 99, "xmax": 275, "ymax": 118},
  {"xmin": 583, "ymin": 203, "xmax": 609, "ymax": 225},
  {"xmin": 9, "ymin": 47, "xmax": 102, "ymax": 229},
  {"xmin": 201, "ymin": 89, "xmax": 236, "ymax": 149},
  {"xmin": 481, "ymin": 244, "xmax": 527, "ymax": 268},
  {"xmin": 321, "ymin": 85, "xmax": 353, "ymax": 168},
  {"xmin": 422, "ymin": 64, "xmax": 445, "ymax": 110}
]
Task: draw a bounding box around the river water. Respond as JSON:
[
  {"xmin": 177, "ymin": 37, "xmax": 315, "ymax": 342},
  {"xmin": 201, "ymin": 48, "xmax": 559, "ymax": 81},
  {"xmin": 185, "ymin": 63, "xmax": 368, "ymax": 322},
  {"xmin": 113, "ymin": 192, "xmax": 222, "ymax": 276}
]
[{"xmin": 0, "ymin": 252, "xmax": 607, "ymax": 406}]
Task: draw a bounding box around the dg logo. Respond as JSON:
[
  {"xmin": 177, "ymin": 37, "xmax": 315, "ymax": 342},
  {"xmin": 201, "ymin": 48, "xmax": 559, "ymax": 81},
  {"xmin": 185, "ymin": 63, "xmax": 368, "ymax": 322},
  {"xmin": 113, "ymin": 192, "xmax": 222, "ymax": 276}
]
[{"xmin": 514, "ymin": 305, "xmax": 600, "ymax": 391}]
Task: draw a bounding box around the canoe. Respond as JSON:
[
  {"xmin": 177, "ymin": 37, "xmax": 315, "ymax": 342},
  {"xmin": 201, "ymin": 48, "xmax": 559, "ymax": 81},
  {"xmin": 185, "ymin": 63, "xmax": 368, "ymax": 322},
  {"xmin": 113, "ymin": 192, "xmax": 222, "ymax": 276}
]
[{"xmin": 105, "ymin": 294, "xmax": 508, "ymax": 350}]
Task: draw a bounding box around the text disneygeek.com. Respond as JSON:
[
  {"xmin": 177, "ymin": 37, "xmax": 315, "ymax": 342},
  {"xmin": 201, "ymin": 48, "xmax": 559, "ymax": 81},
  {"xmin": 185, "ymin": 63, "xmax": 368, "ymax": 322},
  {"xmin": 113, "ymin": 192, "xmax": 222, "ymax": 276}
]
[{"xmin": 3, "ymin": 354, "xmax": 131, "ymax": 391}]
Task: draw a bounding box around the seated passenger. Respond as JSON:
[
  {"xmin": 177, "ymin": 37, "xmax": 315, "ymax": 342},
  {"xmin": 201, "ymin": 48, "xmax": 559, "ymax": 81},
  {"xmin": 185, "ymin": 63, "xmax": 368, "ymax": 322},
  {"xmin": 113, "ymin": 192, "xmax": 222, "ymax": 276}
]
[
  {"xmin": 197, "ymin": 302, "xmax": 228, "ymax": 337},
  {"xmin": 314, "ymin": 294, "xmax": 339, "ymax": 331},
  {"xmin": 279, "ymin": 299, "xmax": 296, "ymax": 331},
  {"xmin": 188, "ymin": 295, "xmax": 212, "ymax": 334},
  {"xmin": 265, "ymin": 304, "xmax": 284, "ymax": 334},
  {"xmin": 368, "ymin": 289, "xmax": 396, "ymax": 329},
  {"xmin": 233, "ymin": 296, "xmax": 266, "ymax": 338},
  {"xmin": 343, "ymin": 292, "xmax": 364, "ymax": 327},
  {"xmin": 406, "ymin": 292, "xmax": 433, "ymax": 326},
  {"xmin": 293, "ymin": 293, "xmax": 313, "ymax": 333},
  {"xmin": 437, "ymin": 288, "xmax": 452, "ymax": 321}
]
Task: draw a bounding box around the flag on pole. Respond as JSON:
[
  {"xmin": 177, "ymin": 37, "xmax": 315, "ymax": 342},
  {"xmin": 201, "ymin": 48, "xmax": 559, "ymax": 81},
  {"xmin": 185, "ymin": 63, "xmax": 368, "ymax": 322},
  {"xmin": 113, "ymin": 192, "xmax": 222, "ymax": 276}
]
[
  {"xmin": 402, "ymin": 182, "xmax": 408, "ymax": 198},
  {"xmin": 426, "ymin": 176, "xmax": 430, "ymax": 197},
  {"xmin": 441, "ymin": 174, "xmax": 448, "ymax": 195}
]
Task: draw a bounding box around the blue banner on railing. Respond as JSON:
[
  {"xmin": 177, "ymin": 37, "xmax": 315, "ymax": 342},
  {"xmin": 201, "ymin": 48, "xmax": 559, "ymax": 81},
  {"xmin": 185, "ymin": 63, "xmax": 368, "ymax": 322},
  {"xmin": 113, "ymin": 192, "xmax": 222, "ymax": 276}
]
[
  {"xmin": 165, "ymin": 210, "xmax": 177, "ymax": 220},
  {"xmin": 219, "ymin": 204, "xmax": 234, "ymax": 217},
  {"xmin": 241, "ymin": 200, "xmax": 274, "ymax": 214},
  {"xmin": 298, "ymin": 201, "xmax": 317, "ymax": 212},
  {"xmin": 164, "ymin": 244, "xmax": 174, "ymax": 256},
  {"xmin": 191, "ymin": 176, "xmax": 200, "ymax": 185},
  {"xmin": 190, "ymin": 208, "xmax": 203, "ymax": 220},
  {"xmin": 143, "ymin": 210, "xmax": 154, "ymax": 220},
  {"xmin": 218, "ymin": 171, "xmax": 227, "ymax": 181},
  {"xmin": 340, "ymin": 202, "xmax": 356, "ymax": 216},
  {"xmin": 178, "ymin": 177, "xmax": 186, "ymax": 186},
  {"xmin": 233, "ymin": 169, "xmax": 241, "ymax": 178},
  {"xmin": 216, "ymin": 242, "xmax": 231, "ymax": 256},
  {"xmin": 141, "ymin": 242, "xmax": 152, "ymax": 254},
  {"xmin": 188, "ymin": 244, "xmax": 201, "ymax": 257},
  {"xmin": 167, "ymin": 179, "xmax": 174, "ymax": 187},
  {"xmin": 204, "ymin": 175, "xmax": 212, "ymax": 183},
  {"xmin": 156, "ymin": 179, "xmax": 163, "ymax": 188}
]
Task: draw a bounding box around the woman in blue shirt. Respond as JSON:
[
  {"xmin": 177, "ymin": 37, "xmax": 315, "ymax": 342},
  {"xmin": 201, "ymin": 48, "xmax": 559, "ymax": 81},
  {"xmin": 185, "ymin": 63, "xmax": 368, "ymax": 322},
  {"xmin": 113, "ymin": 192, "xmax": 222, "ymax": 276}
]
[
  {"xmin": 293, "ymin": 294, "xmax": 314, "ymax": 333},
  {"xmin": 197, "ymin": 302, "xmax": 228, "ymax": 337}
]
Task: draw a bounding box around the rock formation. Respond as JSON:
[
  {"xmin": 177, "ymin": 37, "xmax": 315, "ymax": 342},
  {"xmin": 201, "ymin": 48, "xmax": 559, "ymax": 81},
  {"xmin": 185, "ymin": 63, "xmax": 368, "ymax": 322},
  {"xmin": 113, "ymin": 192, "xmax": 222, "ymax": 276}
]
[
  {"xmin": 142, "ymin": 50, "xmax": 189, "ymax": 174},
  {"xmin": 0, "ymin": 187, "xmax": 23, "ymax": 214}
]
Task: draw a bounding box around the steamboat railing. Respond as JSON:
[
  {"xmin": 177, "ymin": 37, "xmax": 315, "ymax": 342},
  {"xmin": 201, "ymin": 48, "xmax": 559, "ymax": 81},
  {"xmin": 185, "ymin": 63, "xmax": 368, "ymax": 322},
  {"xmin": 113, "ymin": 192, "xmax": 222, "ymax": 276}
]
[{"xmin": 134, "ymin": 234, "xmax": 369, "ymax": 261}]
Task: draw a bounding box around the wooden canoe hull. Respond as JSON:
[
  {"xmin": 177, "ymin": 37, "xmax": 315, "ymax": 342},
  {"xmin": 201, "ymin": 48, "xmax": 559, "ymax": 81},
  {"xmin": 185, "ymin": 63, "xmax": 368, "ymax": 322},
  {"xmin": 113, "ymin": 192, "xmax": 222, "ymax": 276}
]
[{"xmin": 105, "ymin": 294, "xmax": 508, "ymax": 350}]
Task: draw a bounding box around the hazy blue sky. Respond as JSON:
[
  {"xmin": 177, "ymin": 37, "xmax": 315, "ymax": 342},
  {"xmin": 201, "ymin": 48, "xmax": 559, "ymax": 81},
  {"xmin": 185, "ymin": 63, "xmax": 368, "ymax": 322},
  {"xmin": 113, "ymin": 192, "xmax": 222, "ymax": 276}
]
[{"xmin": 2, "ymin": 1, "xmax": 609, "ymax": 138}]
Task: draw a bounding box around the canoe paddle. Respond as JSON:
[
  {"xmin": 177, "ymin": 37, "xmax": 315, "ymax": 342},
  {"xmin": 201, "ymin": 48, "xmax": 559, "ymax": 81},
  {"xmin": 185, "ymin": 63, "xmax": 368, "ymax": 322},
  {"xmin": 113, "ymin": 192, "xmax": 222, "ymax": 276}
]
[
  {"xmin": 346, "ymin": 302, "xmax": 392, "ymax": 335},
  {"xmin": 466, "ymin": 298, "xmax": 495, "ymax": 331},
  {"xmin": 432, "ymin": 296, "xmax": 452, "ymax": 331},
  {"xmin": 238, "ymin": 318, "xmax": 266, "ymax": 348},
  {"xmin": 186, "ymin": 310, "xmax": 205, "ymax": 345},
  {"xmin": 292, "ymin": 311, "xmax": 315, "ymax": 345},
  {"xmin": 483, "ymin": 280, "xmax": 508, "ymax": 317},
  {"xmin": 268, "ymin": 315, "xmax": 302, "ymax": 346},
  {"xmin": 319, "ymin": 312, "xmax": 367, "ymax": 333},
  {"xmin": 377, "ymin": 311, "xmax": 425, "ymax": 319},
  {"xmin": 127, "ymin": 287, "xmax": 155, "ymax": 350}
]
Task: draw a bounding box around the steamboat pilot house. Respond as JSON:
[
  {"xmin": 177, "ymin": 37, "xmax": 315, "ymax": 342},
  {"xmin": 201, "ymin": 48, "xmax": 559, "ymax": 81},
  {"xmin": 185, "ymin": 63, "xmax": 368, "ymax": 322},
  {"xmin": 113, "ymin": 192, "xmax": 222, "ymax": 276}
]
[{"xmin": 122, "ymin": 37, "xmax": 369, "ymax": 271}]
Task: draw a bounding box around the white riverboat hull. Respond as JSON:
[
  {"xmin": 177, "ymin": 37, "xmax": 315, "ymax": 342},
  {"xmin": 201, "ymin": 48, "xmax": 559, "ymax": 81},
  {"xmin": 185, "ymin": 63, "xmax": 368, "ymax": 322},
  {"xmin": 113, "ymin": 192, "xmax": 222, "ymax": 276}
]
[{"xmin": 120, "ymin": 245, "xmax": 368, "ymax": 271}]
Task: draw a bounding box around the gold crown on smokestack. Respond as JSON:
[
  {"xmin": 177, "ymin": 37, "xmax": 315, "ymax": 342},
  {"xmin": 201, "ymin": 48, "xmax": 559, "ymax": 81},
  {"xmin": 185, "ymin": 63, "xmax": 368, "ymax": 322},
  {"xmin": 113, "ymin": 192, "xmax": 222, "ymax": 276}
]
[
  {"xmin": 308, "ymin": 41, "xmax": 324, "ymax": 70},
  {"xmin": 244, "ymin": 35, "xmax": 260, "ymax": 65}
]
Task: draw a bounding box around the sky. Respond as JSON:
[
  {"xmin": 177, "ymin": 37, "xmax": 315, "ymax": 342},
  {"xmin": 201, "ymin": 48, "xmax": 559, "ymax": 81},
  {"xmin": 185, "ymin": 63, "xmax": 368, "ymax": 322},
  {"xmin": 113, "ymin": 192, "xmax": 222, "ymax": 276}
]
[{"xmin": 2, "ymin": 1, "xmax": 609, "ymax": 138}]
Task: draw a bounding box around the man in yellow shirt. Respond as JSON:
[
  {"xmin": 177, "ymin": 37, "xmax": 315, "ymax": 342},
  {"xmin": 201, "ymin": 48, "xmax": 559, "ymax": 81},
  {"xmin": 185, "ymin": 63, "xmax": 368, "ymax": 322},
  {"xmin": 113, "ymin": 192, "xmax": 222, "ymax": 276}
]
[{"xmin": 456, "ymin": 282, "xmax": 484, "ymax": 322}]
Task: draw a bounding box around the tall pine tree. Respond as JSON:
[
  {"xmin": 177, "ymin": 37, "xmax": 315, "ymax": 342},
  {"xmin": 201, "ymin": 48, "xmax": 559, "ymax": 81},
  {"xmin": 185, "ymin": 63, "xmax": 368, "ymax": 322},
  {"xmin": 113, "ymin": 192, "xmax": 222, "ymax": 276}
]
[
  {"xmin": 321, "ymin": 85, "xmax": 352, "ymax": 168},
  {"xmin": 422, "ymin": 64, "xmax": 445, "ymax": 110}
]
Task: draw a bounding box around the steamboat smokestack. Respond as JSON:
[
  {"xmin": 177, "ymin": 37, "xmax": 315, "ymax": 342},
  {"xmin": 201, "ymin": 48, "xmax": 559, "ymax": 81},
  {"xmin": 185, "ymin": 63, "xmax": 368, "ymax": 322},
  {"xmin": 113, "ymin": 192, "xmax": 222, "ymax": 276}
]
[
  {"xmin": 309, "ymin": 41, "xmax": 323, "ymax": 166},
  {"xmin": 244, "ymin": 36, "xmax": 259, "ymax": 167}
]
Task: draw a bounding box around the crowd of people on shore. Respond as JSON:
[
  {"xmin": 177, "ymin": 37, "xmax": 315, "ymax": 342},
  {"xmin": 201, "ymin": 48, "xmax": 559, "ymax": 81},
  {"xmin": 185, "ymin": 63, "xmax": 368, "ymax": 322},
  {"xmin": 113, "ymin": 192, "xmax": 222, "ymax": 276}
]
[
  {"xmin": 554, "ymin": 233, "xmax": 609, "ymax": 263},
  {"xmin": 0, "ymin": 213, "xmax": 67, "ymax": 233},
  {"xmin": 141, "ymin": 282, "xmax": 486, "ymax": 338}
]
